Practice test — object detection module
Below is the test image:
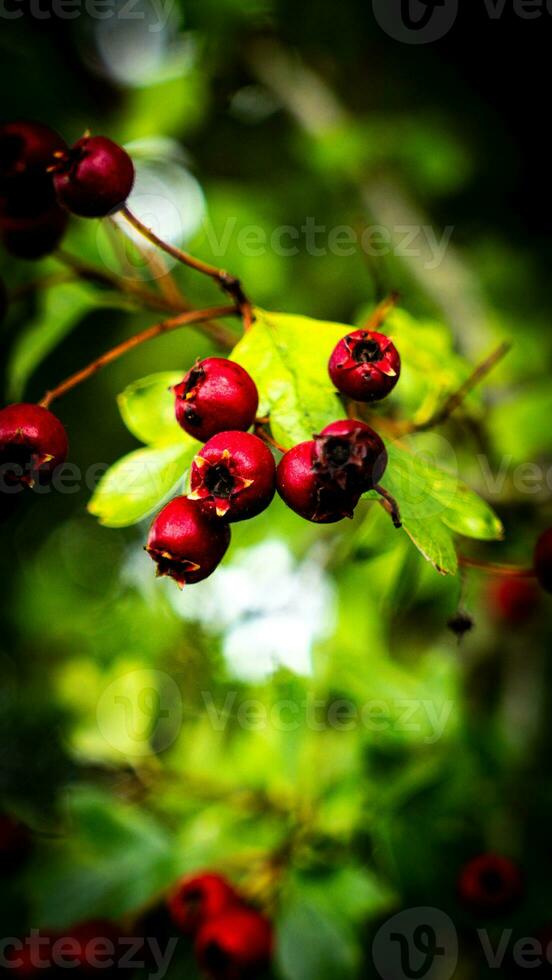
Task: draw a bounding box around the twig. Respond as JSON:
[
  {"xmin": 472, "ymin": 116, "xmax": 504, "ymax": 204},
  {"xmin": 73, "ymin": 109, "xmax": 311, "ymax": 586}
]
[
  {"xmin": 254, "ymin": 420, "xmax": 287, "ymax": 454},
  {"xmin": 403, "ymin": 341, "xmax": 512, "ymax": 434},
  {"xmin": 458, "ymin": 556, "xmax": 535, "ymax": 579},
  {"xmin": 54, "ymin": 250, "xmax": 235, "ymax": 349},
  {"xmin": 363, "ymin": 291, "xmax": 400, "ymax": 331},
  {"xmin": 374, "ymin": 484, "xmax": 402, "ymax": 528},
  {"xmin": 38, "ymin": 305, "xmax": 238, "ymax": 409},
  {"xmin": 121, "ymin": 206, "xmax": 254, "ymax": 329}
]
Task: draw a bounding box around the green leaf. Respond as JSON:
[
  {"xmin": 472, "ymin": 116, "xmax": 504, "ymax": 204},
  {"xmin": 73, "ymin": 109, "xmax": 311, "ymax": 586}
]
[
  {"xmin": 7, "ymin": 281, "xmax": 126, "ymax": 400},
  {"xmin": 27, "ymin": 787, "xmax": 174, "ymax": 927},
  {"xmin": 117, "ymin": 371, "xmax": 189, "ymax": 446},
  {"xmin": 368, "ymin": 440, "xmax": 503, "ymax": 574},
  {"xmin": 277, "ymin": 899, "xmax": 358, "ymax": 980},
  {"xmin": 88, "ymin": 442, "xmax": 195, "ymax": 528},
  {"xmin": 232, "ymin": 308, "xmax": 346, "ymax": 448}
]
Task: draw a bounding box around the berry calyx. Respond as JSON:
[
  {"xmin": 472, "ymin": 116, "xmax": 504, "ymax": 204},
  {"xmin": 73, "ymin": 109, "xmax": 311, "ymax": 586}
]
[
  {"xmin": 534, "ymin": 528, "xmax": 552, "ymax": 594},
  {"xmin": 0, "ymin": 403, "xmax": 68, "ymax": 488},
  {"xmin": 146, "ymin": 496, "xmax": 230, "ymax": 587},
  {"xmin": 328, "ymin": 329, "xmax": 401, "ymax": 402},
  {"xmin": 458, "ymin": 853, "xmax": 523, "ymax": 916},
  {"xmin": 52, "ymin": 135, "xmax": 135, "ymax": 218},
  {"xmin": 195, "ymin": 907, "xmax": 273, "ymax": 980},
  {"xmin": 168, "ymin": 873, "xmax": 239, "ymax": 935},
  {"xmin": 487, "ymin": 576, "xmax": 540, "ymax": 624},
  {"xmin": 313, "ymin": 419, "xmax": 388, "ymax": 493},
  {"xmin": 173, "ymin": 358, "xmax": 259, "ymax": 443},
  {"xmin": 0, "ymin": 120, "xmax": 66, "ymax": 217},
  {"xmin": 189, "ymin": 432, "xmax": 276, "ymax": 522},
  {"xmin": 276, "ymin": 440, "xmax": 360, "ymax": 524}
]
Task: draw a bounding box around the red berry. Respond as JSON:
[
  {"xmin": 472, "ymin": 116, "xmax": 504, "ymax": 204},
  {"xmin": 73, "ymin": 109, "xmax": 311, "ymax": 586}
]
[
  {"xmin": 328, "ymin": 329, "xmax": 401, "ymax": 402},
  {"xmin": 196, "ymin": 907, "xmax": 273, "ymax": 980},
  {"xmin": 146, "ymin": 496, "xmax": 230, "ymax": 587},
  {"xmin": 0, "ymin": 204, "xmax": 68, "ymax": 259},
  {"xmin": 534, "ymin": 528, "xmax": 552, "ymax": 594},
  {"xmin": 277, "ymin": 440, "xmax": 361, "ymax": 524},
  {"xmin": 458, "ymin": 853, "xmax": 523, "ymax": 916},
  {"xmin": 168, "ymin": 873, "xmax": 239, "ymax": 935},
  {"xmin": 173, "ymin": 359, "xmax": 259, "ymax": 443},
  {"xmin": 488, "ymin": 576, "xmax": 540, "ymax": 624},
  {"xmin": 0, "ymin": 403, "xmax": 68, "ymax": 487},
  {"xmin": 314, "ymin": 419, "xmax": 387, "ymax": 493},
  {"xmin": 53, "ymin": 135, "xmax": 134, "ymax": 218},
  {"xmin": 189, "ymin": 432, "xmax": 275, "ymax": 523},
  {"xmin": 0, "ymin": 120, "xmax": 66, "ymax": 217}
]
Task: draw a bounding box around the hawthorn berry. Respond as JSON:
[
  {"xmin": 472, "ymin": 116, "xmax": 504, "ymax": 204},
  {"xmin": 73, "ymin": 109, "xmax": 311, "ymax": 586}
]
[
  {"xmin": 0, "ymin": 204, "xmax": 68, "ymax": 259},
  {"xmin": 488, "ymin": 576, "xmax": 540, "ymax": 625},
  {"xmin": 196, "ymin": 907, "xmax": 273, "ymax": 980},
  {"xmin": 276, "ymin": 440, "xmax": 360, "ymax": 524},
  {"xmin": 52, "ymin": 135, "xmax": 135, "ymax": 218},
  {"xmin": 189, "ymin": 432, "xmax": 276, "ymax": 522},
  {"xmin": 173, "ymin": 358, "xmax": 259, "ymax": 443},
  {"xmin": 314, "ymin": 419, "xmax": 387, "ymax": 493},
  {"xmin": 0, "ymin": 403, "xmax": 68, "ymax": 488},
  {"xmin": 328, "ymin": 329, "xmax": 401, "ymax": 402},
  {"xmin": 146, "ymin": 496, "xmax": 230, "ymax": 587},
  {"xmin": 168, "ymin": 873, "xmax": 239, "ymax": 935},
  {"xmin": 534, "ymin": 528, "xmax": 552, "ymax": 594},
  {"xmin": 458, "ymin": 853, "xmax": 523, "ymax": 916},
  {"xmin": 0, "ymin": 120, "xmax": 66, "ymax": 217}
]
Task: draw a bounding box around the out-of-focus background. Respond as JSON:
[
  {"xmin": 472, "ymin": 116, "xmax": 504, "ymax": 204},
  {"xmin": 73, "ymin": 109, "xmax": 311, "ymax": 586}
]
[{"xmin": 1, "ymin": 1, "xmax": 552, "ymax": 977}]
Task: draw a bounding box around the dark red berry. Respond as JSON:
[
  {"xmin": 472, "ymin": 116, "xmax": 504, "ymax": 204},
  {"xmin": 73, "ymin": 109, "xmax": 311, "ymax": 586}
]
[
  {"xmin": 458, "ymin": 854, "xmax": 523, "ymax": 917},
  {"xmin": 328, "ymin": 329, "xmax": 401, "ymax": 402},
  {"xmin": 189, "ymin": 432, "xmax": 275, "ymax": 523},
  {"xmin": 53, "ymin": 135, "xmax": 134, "ymax": 218},
  {"xmin": 276, "ymin": 440, "xmax": 360, "ymax": 524},
  {"xmin": 314, "ymin": 419, "xmax": 387, "ymax": 493},
  {"xmin": 168, "ymin": 873, "xmax": 239, "ymax": 935},
  {"xmin": 173, "ymin": 358, "xmax": 259, "ymax": 443},
  {"xmin": 0, "ymin": 120, "xmax": 66, "ymax": 217},
  {"xmin": 0, "ymin": 814, "xmax": 32, "ymax": 876},
  {"xmin": 196, "ymin": 907, "xmax": 273, "ymax": 980},
  {"xmin": 534, "ymin": 528, "xmax": 552, "ymax": 594},
  {"xmin": 0, "ymin": 204, "xmax": 68, "ymax": 259},
  {"xmin": 0, "ymin": 403, "xmax": 68, "ymax": 488},
  {"xmin": 488, "ymin": 576, "xmax": 540, "ymax": 624},
  {"xmin": 146, "ymin": 496, "xmax": 230, "ymax": 587}
]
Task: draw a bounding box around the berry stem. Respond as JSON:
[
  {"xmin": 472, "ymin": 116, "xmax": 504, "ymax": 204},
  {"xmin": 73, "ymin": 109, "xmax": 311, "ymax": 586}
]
[
  {"xmin": 121, "ymin": 206, "xmax": 254, "ymax": 330},
  {"xmin": 254, "ymin": 420, "xmax": 286, "ymax": 454},
  {"xmin": 403, "ymin": 341, "xmax": 511, "ymax": 433},
  {"xmin": 38, "ymin": 305, "xmax": 239, "ymax": 409},
  {"xmin": 458, "ymin": 555, "xmax": 536, "ymax": 578},
  {"xmin": 375, "ymin": 484, "xmax": 402, "ymax": 528},
  {"xmin": 54, "ymin": 250, "xmax": 235, "ymax": 348},
  {"xmin": 363, "ymin": 291, "xmax": 400, "ymax": 331}
]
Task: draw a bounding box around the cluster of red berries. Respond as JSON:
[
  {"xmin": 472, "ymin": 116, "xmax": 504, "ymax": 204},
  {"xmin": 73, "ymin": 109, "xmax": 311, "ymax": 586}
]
[
  {"xmin": 0, "ymin": 120, "xmax": 134, "ymax": 258},
  {"xmin": 167, "ymin": 871, "xmax": 273, "ymax": 979},
  {"xmin": 146, "ymin": 339, "xmax": 398, "ymax": 586}
]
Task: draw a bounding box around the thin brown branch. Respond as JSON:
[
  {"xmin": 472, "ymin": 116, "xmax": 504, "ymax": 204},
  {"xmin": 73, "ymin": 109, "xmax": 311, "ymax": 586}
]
[
  {"xmin": 363, "ymin": 291, "xmax": 400, "ymax": 331},
  {"xmin": 121, "ymin": 206, "xmax": 254, "ymax": 328},
  {"xmin": 403, "ymin": 341, "xmax": 512, "ymax": 434},
  {"xmin": 375, "ymin": 484, "xmax": 402, "ymax": 528},
  {"xmin": 39, "ymin": 305, "xmax": 239, "ymax": 409},
  {"xmin": 54, "ymin": 250, "xmax": 236, "ymax": 348},
  {"xmin": 458, "ymin": 556, "xmax": 536, "ymax": 578},
  {"xmin": 254, "ymin": 420, "xmax": 286, "ymax": 454}
]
